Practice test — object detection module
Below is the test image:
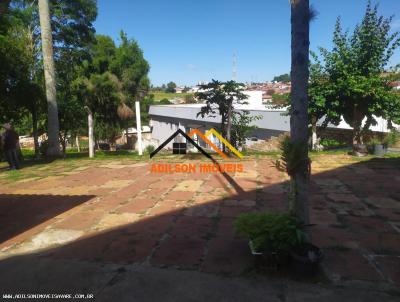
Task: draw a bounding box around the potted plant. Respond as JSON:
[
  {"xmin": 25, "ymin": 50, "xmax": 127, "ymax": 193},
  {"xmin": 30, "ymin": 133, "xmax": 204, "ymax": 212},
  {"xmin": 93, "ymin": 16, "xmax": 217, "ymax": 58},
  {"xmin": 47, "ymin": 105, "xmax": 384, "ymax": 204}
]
[
  {"xmin": 369, "ymin": 137, "xmax": 386, "ymax": 156},
  {"xmin": 235, "ymin": 211, "xmax": 323, "ymax": 275},
  {"xmin": 235, "ymin": 212, "xmax": 305, "ymax": 266}
]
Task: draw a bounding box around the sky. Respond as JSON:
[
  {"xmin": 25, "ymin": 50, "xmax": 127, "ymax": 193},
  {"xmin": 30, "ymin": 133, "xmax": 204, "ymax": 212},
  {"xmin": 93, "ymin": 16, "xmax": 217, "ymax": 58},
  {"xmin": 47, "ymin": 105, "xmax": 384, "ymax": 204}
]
[{"xmin": 94, "ymin": 0, "xmax": 400, "ymax": 87}]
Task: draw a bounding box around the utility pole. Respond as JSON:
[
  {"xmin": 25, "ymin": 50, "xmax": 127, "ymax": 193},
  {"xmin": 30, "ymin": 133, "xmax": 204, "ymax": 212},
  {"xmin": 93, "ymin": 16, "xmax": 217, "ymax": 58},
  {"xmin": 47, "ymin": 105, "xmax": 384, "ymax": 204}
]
[
  {"xmin": 232, "ymin": 52, "xmax": 237, "ymax": 81},
  {"xmin": 136, "ymin": 91, "xmax": 146, "ymax": 156}
]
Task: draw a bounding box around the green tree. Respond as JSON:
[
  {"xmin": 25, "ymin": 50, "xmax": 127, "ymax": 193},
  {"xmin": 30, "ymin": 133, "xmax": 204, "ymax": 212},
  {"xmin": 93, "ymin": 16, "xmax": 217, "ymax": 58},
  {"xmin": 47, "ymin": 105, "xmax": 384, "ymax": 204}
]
[
  {"xmin": 319, "ymin": 2, "xmax": 400, "ymax": 152},
  {"xmin": 3, "ymin": 0, "xmax": 98, "ymax": 157},
  {"xmin": 231, "ymin": 112, "xmax": 260, "ymax": 149},
  {"xmin": 110, "ymin": 31, "xmax": 150, "ymax": 100},
  {"xmin": 166, "ymin": 81, "xmax": 177, "ymax": 93},
  {"xmin": 273, "ymin": 73, "xmax": 291, "ymax": 82},
  {"xmin": 71, "ymin": 33, "xmax": 150, "ymax": 156},
  {"xmin": 0, "ymin": 7, "xmax": 47, "ymax": 157},
  {"xmin": 307, "ymin": 52, "xmax": 342, "ymax": 149},
  {"xmin": 271, "ymin": 93, "xmax": 290, "ymax": 107},
  {"xmin": 196, "ymin": 80, "xmax": 247, "ymax": 146}
]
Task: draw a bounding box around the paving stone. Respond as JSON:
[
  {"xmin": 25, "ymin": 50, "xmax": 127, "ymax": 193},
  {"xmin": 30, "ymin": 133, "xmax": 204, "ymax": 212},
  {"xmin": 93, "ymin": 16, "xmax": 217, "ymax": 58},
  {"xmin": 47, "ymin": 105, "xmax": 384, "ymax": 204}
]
[
  {"xmin": 192, "ymin": 195, "xmax": 221, "ymax": 205},
  {"xmin": 148, "ymin": 201, "xmax": 182, "ymax": 216},
  {"xmin": 202, "ymin": 238, "xmax": 252, "ymax": 275},
  {"xmin": 183, "ymin": 204, "xmax": 219, "ymax": 218},
  {"xmin": 151, "ymin": 236, "xmax": 206, "ymax": 269},
  {"xmin": 310, "ymin": 209, "xmax": 339, "ymax": 226},
  {"xmin": 219, "ymin": 206, "xmax": 254, "ymax": 218},
  {"xmin": 375, "ymin": 209, "xmax": 400, "ymax": 221},
  {"xmin": 93, "ymin": 213, "xmax": 139, "ymax": 231},
  {"xmin": 364, "ymin": 197, "xmax": 400, "ymax": 209},
  {"xmin": 374, "ymin": 256, "xmax": 400, "ymax": 285},
  {"xmin": 100, "ymin": 234, "xmax": 158, "ymax": 263},
  {"xmin": 357, "ymin": 233, "xmax": 400, "ymax": 255},
  {"xmin": 215, "ymin": 218, "xmax": 239, "ymax": 239},
  {"xmin": 310, "ymin": 227, "xmax": 357, "ymax": 249},
  {"xmin": 322, "ymin": 249, "xmax": 384, "ymax": 282},
  {"xmin": 327, "ymin": 193, "xmax": 361, "ymax": 203},
  {"xmin": 223, "ymin": 199, "xmax": 256, "ymax": 207},
  {"xmin": 173, "ymin": 180, "xmax": 203, "ymax": 192},
  {"xmin": 100, "ymin": 180, "xmax": 133, "ymax": 189},
  {"xmin": 1, "ymin": 229, "xmax": 84, "ymax": 258},
  {"xmin": 164, "ymin": 191, "xmax": 195, "ymax": 201},
  {"xmin": 55, "ymin": 211, "xmax": 102, "ymax": 230},
  {"xmin": 169, "ymin": 216, "xmax": 214, "ymax": 239},
  {"xmin": 342, "ymin": 216, "xmax": 395, "ymax": 234},
  {"xmin": 117, "ymin": 198, "xmax": 157, "ymax": 214}
]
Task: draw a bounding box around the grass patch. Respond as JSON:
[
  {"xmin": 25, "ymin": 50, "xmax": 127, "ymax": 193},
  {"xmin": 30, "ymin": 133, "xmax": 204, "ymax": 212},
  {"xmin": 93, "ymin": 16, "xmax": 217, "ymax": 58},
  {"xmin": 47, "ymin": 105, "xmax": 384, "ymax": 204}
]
[{"xmin": 151, "ymin": 91, "xmax": 193, "ymax": 101}]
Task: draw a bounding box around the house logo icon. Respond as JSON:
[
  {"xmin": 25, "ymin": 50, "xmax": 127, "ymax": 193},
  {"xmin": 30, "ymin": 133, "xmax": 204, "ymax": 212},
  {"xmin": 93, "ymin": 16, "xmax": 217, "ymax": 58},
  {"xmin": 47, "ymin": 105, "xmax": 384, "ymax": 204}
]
[{"xmin": 150, "ymin": 128, "xmax": 243, "ymax": 159}]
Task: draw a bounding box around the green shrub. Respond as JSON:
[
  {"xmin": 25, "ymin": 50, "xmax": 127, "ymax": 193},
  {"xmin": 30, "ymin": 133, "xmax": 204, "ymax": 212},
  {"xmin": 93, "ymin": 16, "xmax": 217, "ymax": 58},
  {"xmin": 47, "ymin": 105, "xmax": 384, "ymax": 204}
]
[
  {"xmin": 235, "ymin": 212, "xmax": 305, "ymax": 255},
  {"xmin": 368, "ymin": 137, "xmax": 382, "ymax": 147},
  {"xmin": 145, "ymin": 144, "xmax": 155, "ymax": 154},
  {"xmin": 384, "ymin": 130, "xmax": 400, "ymax": 147},
  {"xmin": 159, "ymin": 98, "xmax": 172, "ymax": 104},
  {"xmin": 320, "ymin": 138, "xmax": 342, "ymax": 148}
]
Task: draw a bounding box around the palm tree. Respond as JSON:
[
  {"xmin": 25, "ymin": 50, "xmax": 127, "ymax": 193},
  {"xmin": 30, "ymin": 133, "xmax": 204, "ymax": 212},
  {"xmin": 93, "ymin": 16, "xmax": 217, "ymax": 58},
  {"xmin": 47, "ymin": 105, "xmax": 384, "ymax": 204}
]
[
  {"xmin": 290, "ymin": 0, "xmax": 310, "ymax": 224},
  {"xmin": 38, "ymin": 0, "xmax": 60, "ymax": 156}
]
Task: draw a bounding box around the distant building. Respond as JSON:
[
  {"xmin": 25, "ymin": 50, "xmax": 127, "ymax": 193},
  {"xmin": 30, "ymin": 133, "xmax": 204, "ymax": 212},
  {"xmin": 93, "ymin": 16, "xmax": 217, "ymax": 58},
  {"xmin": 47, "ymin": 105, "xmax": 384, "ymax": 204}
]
[{"xmin": 148, "ymin": 90, "xmax": 398, "ymax": 150}]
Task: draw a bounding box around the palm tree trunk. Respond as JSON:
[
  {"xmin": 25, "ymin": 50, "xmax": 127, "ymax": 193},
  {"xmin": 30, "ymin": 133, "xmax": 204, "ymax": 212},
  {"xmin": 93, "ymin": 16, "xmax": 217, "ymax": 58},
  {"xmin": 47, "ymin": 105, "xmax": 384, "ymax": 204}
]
[
  {"xmin": 290, "ymin": 0, "xmax": 310, "ymax": 224},
  {"xmin": 38, "ymin": 0, "xmax": 60, "ymax": 157}
]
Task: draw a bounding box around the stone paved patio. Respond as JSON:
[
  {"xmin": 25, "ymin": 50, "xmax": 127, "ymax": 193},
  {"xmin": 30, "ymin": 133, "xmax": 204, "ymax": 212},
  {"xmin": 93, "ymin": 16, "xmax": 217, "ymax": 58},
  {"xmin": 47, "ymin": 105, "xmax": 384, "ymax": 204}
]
[{"xmin": 0, "ymin": 154, "xmax": 399, "ymax": 289}]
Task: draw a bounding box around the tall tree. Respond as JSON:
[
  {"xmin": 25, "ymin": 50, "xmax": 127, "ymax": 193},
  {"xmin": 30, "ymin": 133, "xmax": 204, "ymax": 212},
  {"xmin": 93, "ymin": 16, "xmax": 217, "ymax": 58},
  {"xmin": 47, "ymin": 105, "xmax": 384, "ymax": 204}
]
[
  {"xmin": 290, "ymin": 0, "xmax": 310, "ymax": 224},
  {"xmin": 196, "ymin": 80, "xmax": 247, "ymax": 147},
  {"xmin": 166, "ymin": 81, "xmax": 177, "ymax": 93},
  {"xmin": 71, "ymin": 32, "xmax": 150, "ymax": 156},
  {"xmin": 273, "ymin": 73, "xmax": 291, "ymax": 83},
  {"xmin": 308, "ymin": 52, "xmax": 341, "ymax": 149},
  {"xmin": 38, "ymin": 0, "xmax": 60, "ymax": 156},
  {"xmin": 319, "ymin": 2, "xmax": 400, "ymax": 153}
]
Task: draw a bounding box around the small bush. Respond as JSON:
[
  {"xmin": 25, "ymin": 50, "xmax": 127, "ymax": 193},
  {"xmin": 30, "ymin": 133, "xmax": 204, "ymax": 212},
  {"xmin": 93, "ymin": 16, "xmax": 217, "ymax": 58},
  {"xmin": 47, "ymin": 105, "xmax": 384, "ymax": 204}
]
[
  {"xmin": 159, "ymin": 98, "xmax": 172, "ymax": 104},
  {"xmin": 145, "ymin": 144, "xmax": 155, "ymax": 154},
  {"xmin": 235, "ymin": 212, "xmax": 305, "ymax": 255},
  {"xmin": 368, "ymin": 137, "xmax": 382, "ymax": 147},
  {"xmin": 384, "ymin": 130, "xmax": 400, "ymax": 147},
  {"xmin": 320, "ymin": 138, "xmax": 342, "ymax": 148}
]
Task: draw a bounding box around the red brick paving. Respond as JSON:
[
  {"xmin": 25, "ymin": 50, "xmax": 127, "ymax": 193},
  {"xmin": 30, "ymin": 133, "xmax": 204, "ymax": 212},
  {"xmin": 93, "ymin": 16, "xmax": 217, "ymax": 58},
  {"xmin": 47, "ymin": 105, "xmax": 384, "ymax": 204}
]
[{"xmin": 0, "ymin": 155, "xmax": 400, "ymax": 285}]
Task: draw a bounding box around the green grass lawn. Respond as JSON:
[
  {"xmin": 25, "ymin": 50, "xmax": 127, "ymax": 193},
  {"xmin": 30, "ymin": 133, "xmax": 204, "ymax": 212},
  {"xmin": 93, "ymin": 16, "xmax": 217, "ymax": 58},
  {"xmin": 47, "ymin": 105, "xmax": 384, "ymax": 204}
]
[
  {"xmin": 1, "ymin": 148, "xmax": 399, "ymax": 183},
  {"xmin": 151, "ymin": 91, "xmax": 193, "ymax": 101}
]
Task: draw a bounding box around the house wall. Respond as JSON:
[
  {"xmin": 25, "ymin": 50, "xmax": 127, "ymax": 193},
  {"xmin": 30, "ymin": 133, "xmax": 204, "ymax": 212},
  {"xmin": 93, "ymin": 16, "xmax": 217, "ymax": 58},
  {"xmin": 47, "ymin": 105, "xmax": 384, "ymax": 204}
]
[
  {"xmin": 149, "ymin": 111, "xmax": 288, "ymax": 150},
  {"xmin": 149, "ymin": 115, "xmax": 222, "ymax": 149}
]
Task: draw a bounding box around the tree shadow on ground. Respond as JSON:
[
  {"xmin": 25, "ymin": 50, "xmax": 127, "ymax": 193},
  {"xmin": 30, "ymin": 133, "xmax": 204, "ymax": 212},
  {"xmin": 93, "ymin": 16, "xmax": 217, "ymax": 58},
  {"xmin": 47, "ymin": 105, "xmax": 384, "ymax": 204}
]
[{"xmin": 0, "ymin": 194, "xmax": 95, "ymax": 245}]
